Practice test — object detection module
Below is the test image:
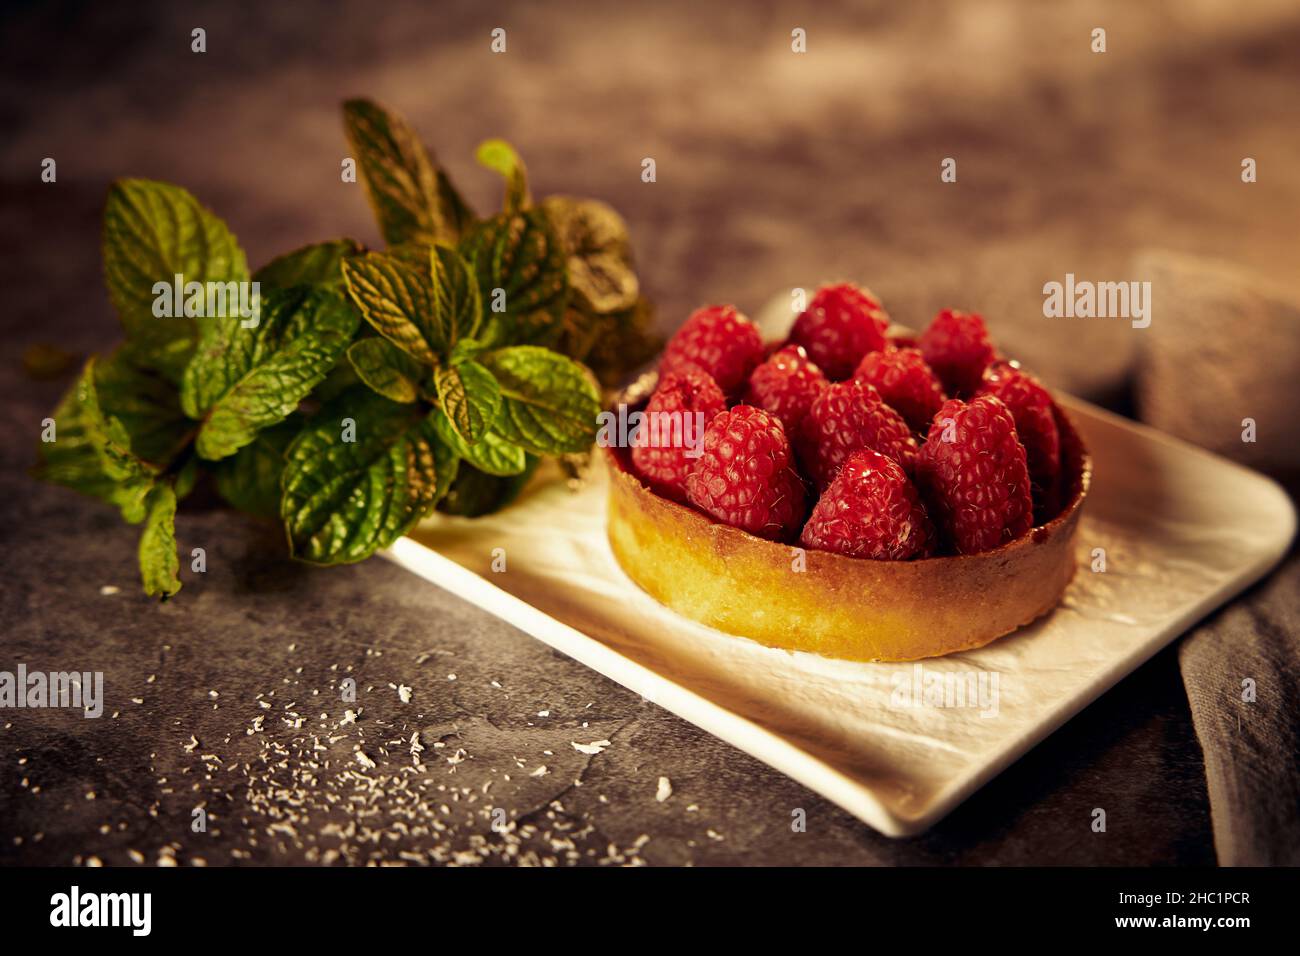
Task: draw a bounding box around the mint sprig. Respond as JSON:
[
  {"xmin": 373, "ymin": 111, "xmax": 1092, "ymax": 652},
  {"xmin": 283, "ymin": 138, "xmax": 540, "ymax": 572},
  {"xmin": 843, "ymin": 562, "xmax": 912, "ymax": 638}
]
[{"xmin": 36, "ymin": 97, "xmax": 653, "ymax": 599}]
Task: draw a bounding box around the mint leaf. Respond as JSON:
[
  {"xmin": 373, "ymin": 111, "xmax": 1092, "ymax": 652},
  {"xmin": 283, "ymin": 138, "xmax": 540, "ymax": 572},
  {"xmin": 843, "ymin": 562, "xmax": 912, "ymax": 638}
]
[
  {"xmin": 347, "ymin": 337, "xmax": 429, "ymax": 404},
  {"xmin": 36, "ymin": 350, "xmax": 191, "ymax": 498},
  {"xmin": 103, "ymin": 179, "xmax": 249, "ymax": 383},
  {"xmin": 213, "ymin": 419, "xmax": 297, "ymax": 518},
  {"xmin": 92, "ymin": 349, "xmax": 192, "ymax": 464},
  {"xmin": 138, "ymin": 482, "xmax": 181, "ymax": 598},
  {"xmin": 459, "ymin": 210, "xmax": 568, "ymax": 348},
  {"xmin": 281, "ymin": 389, "xmax": 457, "ymax": 564},
  {"xmin": 342, "ymin": 251, "xmax": 438, "ymax": 364},
  {"xmin": 429, "ymin": 244, "xmax": 481, "ymax": 349},
  {"xmin": 476, "ymin": 139, "xmax": 529, "ymax": 214},
  {"xmin": 254, "ymin": 239, "xmax": 362, "ymax": 292},
  {"xmin": 480, "ymin": 346, "xmax": 599, "ymax": 455},
  {"xmin": 449, "ymin": 337, "xmax": 489, "ymax": 366},
  {"xmin": 541, "ymin": 196, "xmax": 639, "ymax": 314},
  {"xmin": 342, "ymin": 99, "xmax": 473, "ymax": 246},
  {"xmin": 432, "ymin": 411, "xmax": 526, "ymax": 477},
  {"xmin": 182, "ymin": 287, "xmax": 359, "ymax": 461},
  {"xmin": 37, "ymin": 363, "xmax": 133, "ymax": 506},
  {"xmin": 433, "ymin": 359, "xmax": 500, "ymax": 444},
  {"xmin": 76, "ymin": 359, "xmax": 159, "ymax": 523},
  {"xmin": 575, "ymin": 295, "xmax": 662, "ymax": 388},
  {"xmin": 437, "ymin": 455, "xmax": 539, "ymax": 517}
]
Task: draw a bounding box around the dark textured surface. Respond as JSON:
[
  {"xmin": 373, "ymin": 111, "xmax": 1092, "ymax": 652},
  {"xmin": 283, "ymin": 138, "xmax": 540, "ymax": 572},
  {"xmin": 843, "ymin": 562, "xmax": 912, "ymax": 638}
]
[{"xmin": 3, "ymin": 0, "xmax": 1298, "ymax": 865}]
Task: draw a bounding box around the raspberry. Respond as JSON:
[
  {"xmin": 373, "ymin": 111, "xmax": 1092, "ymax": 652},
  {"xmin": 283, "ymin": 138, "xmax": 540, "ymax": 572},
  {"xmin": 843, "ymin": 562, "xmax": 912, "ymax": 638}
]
[
  {"xmin": 800, "ymin": 450, "xmax": 935, "ymax": 560},
  {"xmin": 797, "ymin": 377, "xmax": 919, "ymax": 490},
  {"xmin": 916, "ymin": 395, "xmax": 1032, "ymax": 554},
  {"xmin": 790, "ymin": 283, "xmax": 889, "ymax": 380},
  {"xmin": 631, "ymin": 369, "xmax": 727, "ymax": 502},
  {"xmin": 919, "ymin": 309, "xmax": 996, "ymax": 396},
  {"xmin": 685, "ymin": 404, "xmax": 806, "ymax": 541},
  {"xmin": 976, "ymin": 361, "xmax": 1061, "ymax": 507},
  {"xmin": 660, "ymin": 304, "xmax": 764, "ymax": 395},
  {"xmin": 743, "ymin": 344, "xmax": 828, "ymax": 433},
  {"xmin": 853, "ymin": 347, "xmax": 946, "ymax": 433}
]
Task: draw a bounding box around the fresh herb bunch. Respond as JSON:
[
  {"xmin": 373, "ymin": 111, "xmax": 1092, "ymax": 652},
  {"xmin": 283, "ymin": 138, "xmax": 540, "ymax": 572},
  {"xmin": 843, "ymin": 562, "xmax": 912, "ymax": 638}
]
[{"xmin": 35, "ymin": 98, "xmax": 660, "ymax": 598}]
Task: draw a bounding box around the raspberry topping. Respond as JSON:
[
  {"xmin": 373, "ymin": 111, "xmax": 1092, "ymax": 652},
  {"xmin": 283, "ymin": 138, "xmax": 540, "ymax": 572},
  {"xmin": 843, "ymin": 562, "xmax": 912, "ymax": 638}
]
[
  {"xmin": 976, "ymin": 361, "xmax": 1061, "ymax": 512},
  {"xmin": 743, "ymin": 344, "xmax": 829, "ymax": 434},
  {"xmin": 685, "ymin": 404, "xmax": 806, "ymax": 541},
  {"xmin": 854, "ymin": 347, "xmax": 946, "ymax": 433},
  {"xmin": 790, "ymin": 283, "xmax": 889, "ymax": 380},
  {"xmin": 800, "ymin": 450, "xmax": 935, "ymax": 560},
  {"xmin": 797, "ymin": 377, "xmax": 919, "ymax": 490},
  {"xmin": 915, "ymin": 394, "xmax": 1033, "ymax": 554},
  {"xmin": 631, "ymin": 368, "xmax": 727, "ymax": 502},
  {"xmin": 660, "ymin": 304, "xmax": 764, "ymax": 395},
  {"xmin": 919, "ymin": 309, "xmax": 996, "ymax": 397}
]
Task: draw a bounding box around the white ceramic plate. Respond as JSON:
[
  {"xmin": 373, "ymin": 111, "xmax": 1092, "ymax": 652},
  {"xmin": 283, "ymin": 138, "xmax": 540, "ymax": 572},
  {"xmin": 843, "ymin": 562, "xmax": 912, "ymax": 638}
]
[{"xmin": 386, "ymin": 396, "xmax": 1295, "ymax": 836}]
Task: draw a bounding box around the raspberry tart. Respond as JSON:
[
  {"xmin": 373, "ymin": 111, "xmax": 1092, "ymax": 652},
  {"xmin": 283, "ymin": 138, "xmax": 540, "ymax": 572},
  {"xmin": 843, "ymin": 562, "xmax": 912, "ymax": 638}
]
[{"xmin": 604, "ymin": 286, "xmax": 1091, "ymax": 662}]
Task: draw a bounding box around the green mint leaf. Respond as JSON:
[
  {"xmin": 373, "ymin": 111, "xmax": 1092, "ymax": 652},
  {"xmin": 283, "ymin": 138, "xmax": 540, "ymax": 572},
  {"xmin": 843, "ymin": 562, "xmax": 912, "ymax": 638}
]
[
  {"xmin": 213, "ymin": 419, "xmax": 297, "ymax": 518},
  {"xmin": 429, "ymin": 244, "xmax": 481, "ymax": 349},
  {"xmin": 182, "ymin": 287, "xmax": 359, "ymax": 461},
  {"xmin": 138, "ymin": 482, "xmax": 181, "ymax": 598},
  {"xmin": 91, "ymin": 348, "xmax": 192, "ymax": 465},
  {"xmin": 342, "ymin": 250, "xmax": 438, "ymax": 364},
  {"xmin": 541, "ymin": 196, "xmax": 639, "ymax": 314},
  {"xmin": 432, "ymin": 410, "xmax": 527, "ymax": 477},
  {"xmin": 479, "ymin": 346, "xmax": 599, "ymax": 455},
  {"xmin": 102, "ymin": 179, "xmax": 249, "ymax": 383},
  {"xmin": 459, "ymin": 209, "xmax": 568, "ymax": 348},
  {"xmin": 254, "ymin": 239, "xmax": 363, "ymax": 292},
  {"xmin": 281, "ymin": 389, "xmax": 457, "ymax": 564},
  {"xmin": 448, "ymin": 337, "xmax": 488, "ymax": 366},
  {"xmin": 342, "ymin": 98, "xmax": 473, "ymax": 246},
  {"xmin": 37, "ymin": 361, "xmax": 133, "ymax": 505},
  {"xmin": 437, "ymin": 455, "xmax": 539, "ymax": 517},
  {"xmin": 347, "ymin": 337, "xmax": 428, "ymax": 404},
  {"xmin": 432, "ymin": 359, "xmax": 500, "ymax": 444},
  {"xmin": 75, "ymin": 358, "xmax": 160, "ymax": 523},
  {"xmin": 475, "ymin": 139, "xmax": 530, "ymax": 214}
]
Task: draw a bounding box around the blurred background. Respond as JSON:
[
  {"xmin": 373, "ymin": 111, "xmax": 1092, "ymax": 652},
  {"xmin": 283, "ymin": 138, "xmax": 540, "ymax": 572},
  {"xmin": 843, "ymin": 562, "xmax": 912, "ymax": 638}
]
[{"xmin": 4, "ymin": 0, "xmax": 1299, "ymax": 406}]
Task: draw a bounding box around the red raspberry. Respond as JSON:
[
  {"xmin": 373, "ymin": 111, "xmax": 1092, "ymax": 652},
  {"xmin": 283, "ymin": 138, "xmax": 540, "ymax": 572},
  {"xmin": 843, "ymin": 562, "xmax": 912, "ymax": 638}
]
[
  {"xmin": 916, "ymin": 395, "xmax": 1032, "ymax": 554},
  {"xmin": 797, "ymin": 377, "xmax": 919, "ymax": 490},
  {"xmin": 631, "ymin": 369, "xmax": 728, "ymax": 502},
  {"xmin": 743, "ymin": 344, "xmax": 828, "ymax": 433},
  {"xmin": 800, "ymin": 450, "xmax": 935, "ymax": 560},
  {"xmin": 790, "ymin": 283, "xmax": 889, "ymax": 380},
  {"xmin": 685, "ymin": 405, "xmax": 806, "ymax": 541},
  {"xmin": 853, "ymin": 347, "xmax": 946, "ymax": 433},
  {"xmin": 919, "ymin": 309, "xmax": 996, "ymax": 396},
  {"xmin": 660, "ymin": 304, "xmax": 764, "ymax": 395},
  {"xmin": 976, "ymin": 361, "xmax": 1061, "ymax": 500}
]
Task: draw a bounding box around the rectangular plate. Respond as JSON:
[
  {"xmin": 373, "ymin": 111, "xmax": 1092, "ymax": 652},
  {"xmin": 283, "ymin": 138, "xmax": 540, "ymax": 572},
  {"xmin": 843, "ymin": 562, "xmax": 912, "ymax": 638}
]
[{"xmin": 387, "ymin": 397, "xmax": 1295, "ymax": 836}]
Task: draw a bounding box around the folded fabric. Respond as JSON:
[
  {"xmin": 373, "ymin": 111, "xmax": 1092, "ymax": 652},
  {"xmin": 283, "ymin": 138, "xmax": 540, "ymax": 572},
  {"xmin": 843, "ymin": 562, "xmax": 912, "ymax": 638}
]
[{"xmin": 1136, "ymin": 250, "xmax": 1300, "ymax": 865}]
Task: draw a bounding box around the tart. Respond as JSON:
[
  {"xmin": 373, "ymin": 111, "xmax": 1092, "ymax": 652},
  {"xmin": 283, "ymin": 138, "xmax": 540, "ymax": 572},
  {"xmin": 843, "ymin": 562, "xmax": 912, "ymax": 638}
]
[{"xmin": 604, "ymin": 296, "xmax": 1092, "ymax": 663}]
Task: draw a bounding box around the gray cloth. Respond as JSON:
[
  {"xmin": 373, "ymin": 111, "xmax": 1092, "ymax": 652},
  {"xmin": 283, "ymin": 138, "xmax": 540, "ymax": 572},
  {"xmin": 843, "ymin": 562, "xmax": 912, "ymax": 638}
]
[
  {"xmin": 1179, "ymin": 559, "xmax": 1300, "ymax": 865},
  {"xmin": 1137, "ymin": 251, "xmax": 1300, "ymax": 866}
]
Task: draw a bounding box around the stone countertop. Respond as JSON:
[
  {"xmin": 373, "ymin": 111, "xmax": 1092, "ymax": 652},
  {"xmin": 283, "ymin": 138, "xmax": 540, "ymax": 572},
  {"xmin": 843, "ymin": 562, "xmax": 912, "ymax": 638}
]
[{"xmin": 4, "ymin": 0, "xmax": 1298, "ymax": 865}]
